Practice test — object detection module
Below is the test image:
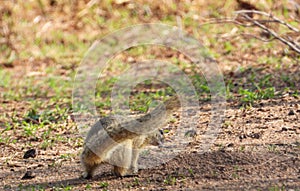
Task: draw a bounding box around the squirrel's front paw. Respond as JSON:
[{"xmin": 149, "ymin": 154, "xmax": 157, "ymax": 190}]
[
  {"xmin": 130, "ymin": 166, "xmax": 139, "ymax": 174},
  {"xmin": 81, "ymin": 172, "xmax": 92, "ymax": 179}
]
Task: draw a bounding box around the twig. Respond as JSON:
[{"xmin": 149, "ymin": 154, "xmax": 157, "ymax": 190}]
[
  {"xmin": 199, "ymin": 17, "xmax": 292, "ymax": 28},
  {"xmin": 199, "ymin": 17, "xmax": 254, "ymax": 28},
  {"xmin": 221, "ymin": 33, "xmax": 275, "ymax": 42},
  {"xmin": 235, "ymin": 10, "xmax": 300, "ymax": 32},
  {"xmin": 198, "ymin": 11, "xmax": 300, "ymax": 54},
  {"xmin": 240, "ymin": 33, "xmax": 275, "ymax": 42},
  {"xmin": 239, "ymin": 13, "xmax": 300, "ymax": 54}
]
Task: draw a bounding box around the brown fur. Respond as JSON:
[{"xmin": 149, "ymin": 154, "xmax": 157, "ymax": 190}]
[{"xmin": 80, "ymin": 97, "xmax": 179, "ymax": 178}]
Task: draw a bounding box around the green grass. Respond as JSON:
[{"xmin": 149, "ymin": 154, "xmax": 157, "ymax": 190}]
[
  {"xmin": 268, "ymin": 185, "xmax": 286, "ymax": 191},
  {"xmin": 99, "ymin": 181, "xmax": 109, "ymax": 189},
  {"xmin": 164, "ymin": 175, "xmax": 177, "ymax": 185},
  {"xmin": 0, "ymin": 68, "xmax": 11, "ymax": 88},
  {"xmin": 238, "ymin": 87, "xmax": 276, "ymax": 106}
]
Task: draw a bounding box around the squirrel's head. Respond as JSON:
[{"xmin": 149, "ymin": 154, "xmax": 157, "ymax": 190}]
[{"xmin": 146, "ymin": 129, "xmax": 164, "ymax": 146}]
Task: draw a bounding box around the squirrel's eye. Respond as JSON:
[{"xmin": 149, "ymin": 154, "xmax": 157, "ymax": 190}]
[{"xmin": 159, "ymin": 129, "xmax": 164, "ymax": 135}]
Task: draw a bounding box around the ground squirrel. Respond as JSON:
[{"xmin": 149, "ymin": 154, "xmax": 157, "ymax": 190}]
[{"xmin": 80, "ymin": 97, "xmax": 180, "ymax": 179}]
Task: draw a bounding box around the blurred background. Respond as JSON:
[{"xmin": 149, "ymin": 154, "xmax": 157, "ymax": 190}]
[{"xmin": 0, "ymin": 0, "xmax": 299, "ymax": 190}]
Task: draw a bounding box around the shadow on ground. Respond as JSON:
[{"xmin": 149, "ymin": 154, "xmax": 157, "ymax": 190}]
[{"xmin": 3, "ymin": 149, "xmax": 299, "ymax": 190}]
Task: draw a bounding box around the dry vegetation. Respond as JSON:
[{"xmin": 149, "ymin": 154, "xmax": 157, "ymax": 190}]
[{"xmin": 0, "ymin": 0, "xmax": 299, "ymax": 190}]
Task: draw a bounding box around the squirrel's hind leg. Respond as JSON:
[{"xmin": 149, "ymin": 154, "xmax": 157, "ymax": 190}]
[
  {"xmin": 80, "ymin": 147, "xmax": 102, "ymax": 179},
  {"xmin": 112, "ymin": 140, "xmax": 133, "ymax": 176},
  {"xmin": 113, "ymin": 166, "xmax": 130, "ymax": 177}
]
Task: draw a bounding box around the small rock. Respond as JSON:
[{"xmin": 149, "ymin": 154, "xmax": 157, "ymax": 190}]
[
  {"xmin": 249, "ymin": 133, "xmax": 260, "ymax": 139},
  {"xmin": 21, "ymin": 171, "xmax": 35, "ymax": 180},
  {"xmin": 184, "ymin": 130, "xmax": 197, "ymax": 137},
  {"xmin": 281, "ymin": 126, "xmax": 296, "ymax": 132},
  {"xmin": 288, "ymin": 109, "xmax": 295, "ymax": 115},
  {"xmin": 186, "ymin": 109, "xmax": 197, "ymax": 116},
  {"xmin": 239, "ymin": 134, "xmax": 247, "ymax": 140},
  {"xmin": 7, "ymin": 162, "xmax": 22, "ymax": 167},
  {"xmin": 23, "ymin": 149, "xmax": 36, "ymax": 159}
]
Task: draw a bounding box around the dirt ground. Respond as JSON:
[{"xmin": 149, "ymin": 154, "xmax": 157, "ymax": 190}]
[
  {"xmin": 1, "ymin": 1, "xmax": 300, "ymax": 191},
  {"xmin": 1, "ymin": 99, "xmax": 300, "ymax": 190},
  {"xmin": 0, "ymin": 60, "xmax": 299, "ymax": 190}
]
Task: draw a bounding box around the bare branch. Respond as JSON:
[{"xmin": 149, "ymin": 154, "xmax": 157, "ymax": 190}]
[
  {"xmin": 235, "ymin": 10, "xmax": 300, "ymax": 32},
  {"xmin": 197, "ymin": 11, "xmax": 300, "ymax": 54},
  {"xmin": 199, "ymin": 18, "xmax": 255, "ymax": 27},
  {"xmin": 238, "ymin": 33, "xmax": 275, "ymax": 42},
  {"xmin": 239, "ymin": 13, "xmax": 300, "ymax": 54}
]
